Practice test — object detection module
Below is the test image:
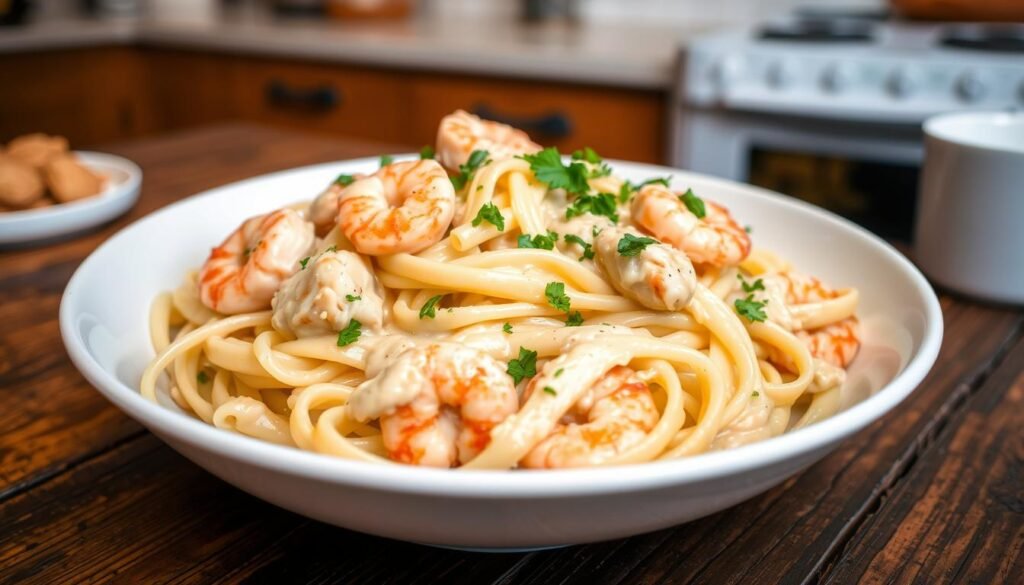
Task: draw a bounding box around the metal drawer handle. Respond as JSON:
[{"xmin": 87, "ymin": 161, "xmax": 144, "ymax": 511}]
[
  {"xmin": 265, "ymin": 80, "xmax": 341, "ymax": 112},
  {"xmin": 471, "ymin": 104, "xmax": 572, "ymax": 140}
]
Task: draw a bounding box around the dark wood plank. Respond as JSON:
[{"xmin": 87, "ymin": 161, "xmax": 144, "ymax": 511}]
[
  {"xmin": 822, "ymin": 328, "xmax": 1024, "ymax": 584},
  {"xmin": 0, "ymin": 124, "xmax": 399, "ymax": 497}
]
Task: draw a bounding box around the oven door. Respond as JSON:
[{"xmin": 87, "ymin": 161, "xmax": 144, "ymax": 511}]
[{"xmin": 674, "ymin": 109, "xmax": 924, "ymax": 241}]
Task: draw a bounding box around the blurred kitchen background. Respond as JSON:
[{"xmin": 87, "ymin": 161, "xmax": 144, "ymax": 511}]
[{"xmin": 2, "ymin": 0, "xmax": 1022, "ymax": 241}]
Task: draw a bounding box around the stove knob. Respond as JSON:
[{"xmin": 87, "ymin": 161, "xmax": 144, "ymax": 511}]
[
  {"xmin": 886, "ymin": 70, "xmax": 917, "ymax": 99},
  {"xmin": 711, "ymin": 55, "xmax": 745, "ymax": 89},
  {"xmin": 766, "ymin": 60, "xmax": 795, "ymax": 89},
  {"xmin": 955, "ymin": 72, "xmax": 986, "ymax": 103},
  {"xmin": 821, "ymin": 64, "xmax": 853, "ymax": 94}
]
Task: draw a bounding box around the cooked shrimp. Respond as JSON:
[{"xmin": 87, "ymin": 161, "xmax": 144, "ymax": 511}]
[
  {"xmin": 198, "ymin": 209, "xmax": 315, "ymax": 314},
  {"xmin": 435, "ymin": 110, "xmax": 541, "ymax": 173},
  {"xmin": 347, "ymin": 343, "xmax": 519, "ymax": 467},
  {"xmin": 308, "ymin": 174, "xmax": 365, "ymax": 237},
  {"xmin": 776, "ymin": 271, "xmax": 860, "ymax": 368},
  {"xmin": 271, "ymin": 249, "xmax": 385, "ymax": 337},
  {"xmin": 631, "ymin": 184, "xmax": 751, "ymax": 267},
  {"xmin": 520, "ymin": 366, "xmax": 659, "ymax": 468},
  {"xmin": 593, "ymin": 227, "xmax": 697, "ymax": 312},
  {"xmin": 338, "ymin": 160, "xmax": 456, "ymax": 255}
]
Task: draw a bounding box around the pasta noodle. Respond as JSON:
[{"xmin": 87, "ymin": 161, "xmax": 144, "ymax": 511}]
[{"xmin": 140, "ymin": 112, "xmax": 860, "ymax": 470}]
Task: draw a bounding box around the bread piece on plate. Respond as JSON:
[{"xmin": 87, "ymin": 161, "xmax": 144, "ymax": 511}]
[
  {"xmin": 45, "ymin": 154, "xmax": 105, "ymax": 202},
  {"xmin": 0, "ymin": 155, "xmax": 45, "ymax": 208},
  {"xmin": 6, "ymin": 133, "xmax": 69, "ymax": 169}
]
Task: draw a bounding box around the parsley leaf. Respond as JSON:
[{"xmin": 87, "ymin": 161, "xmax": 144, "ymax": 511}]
[
  {"xmin": 566, "ymin": 192, "xmax": 619, "ymax": 223},
  {"xmin": 380, "ymin": 154, "xmax": 393, "ymax": 167},
  {"xmin": 334, "ymin": 174, "xmax": 356, "ymax": 187},
  {"xmin": 738, "ymin": 274, "xmax": 765, "ymax": 293},
  {"xmin": 745, "ymin": 225, "xmax": 753, "ymax": 234},
  {"xmin": 618, "ymin": 176, "xmax": 672, "ymax": 203},
  {"xmin": 563, "ymin": 234, "xmax": 594, "ymax": 260},
  {"xmin": 336, "ymin": 320, "xmax": 362, "ymax": 346},
  {"xmin": 323, "ymin": 245, "xmax": 337, "ymax": 254},
  {"xmin": 517, "ymin": 231, "xmax": 559, "ymax": 250},
  {"xmin": 565, "ymin": 311, "xmax": 584, "ymax": 327},
  {"xmin": 345, "ymin": 294, "xmax": 361, "ymax": 302},
  {"xmin": 507, "ymin": 347, "xmax": 538, "ymax": 385},
  {"xmin": 617, "ymin": 233, "xmax": 658, "ymax": 257},
  {"xmin": 502, "ymin": 322, "xmax": 513, "ymax": 334},
  {"xmin": 451, "ymin": 149, "xmax": 490, "ymax": 190},
  {"xmin": 419, "ymin": 294, "xmax": 444, "ymax": 319},
  {"xmin": 734, "ymin": 295, "xmax": 768, "ymax": 323},
  {"xmin": 197, "ymin": 371, "xmax": 209, "ymax": 384},
  {"xmin": 521, "ymin": 147, "xmax": 590, "ymax": 195},
  {"xmin": 555, "ymin": 368, "xmax": 564, "ymax": 377},
  {"xmin": 299, "ymin": 256, "xmax": 311, "ymax": 269},
  {"xmin": 471, "ymin": 202, "xmax": 505, "ymax": 231},
  {"xmin": 571, "ymin": 147, "xmax": 612, "ymax": 178},
  {"xmin": 419, "ymin": 145, "xmax": 435, "ymax": 160},
  {"xmin": 752, "ymin": 391, "xmax": 760, "ymax": 397},
  {"xmin": 544, "ymin": 282, "xmax": 571, "ymax": 313},
  {"xmin": 679, "ymin": 188, "xmax": 706, "ymax": 218},
  {"xmin": 543, "ymin": 386, "xmax": 558, "ymax": 396}
]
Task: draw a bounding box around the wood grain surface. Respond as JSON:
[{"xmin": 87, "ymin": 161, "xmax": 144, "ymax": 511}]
[{"xmin": 0, "ymin": 124, "xmax": 1020, "ymax": 584}]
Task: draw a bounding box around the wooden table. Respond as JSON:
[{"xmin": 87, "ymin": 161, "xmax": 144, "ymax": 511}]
[{"xmin": 2, "ymin": 125, "xmax": 1021, "ymax": 584}]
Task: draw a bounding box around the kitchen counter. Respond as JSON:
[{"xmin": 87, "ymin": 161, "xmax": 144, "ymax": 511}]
[{"xmin": 0, "ymin": 10, "xmax": 704, "ymax": 89}]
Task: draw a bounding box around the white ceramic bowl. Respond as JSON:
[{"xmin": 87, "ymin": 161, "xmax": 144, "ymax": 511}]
[
  {"xmin": 59, "ymin": 157, "xmax": 942, "ymax": 550},
  {"xmin": 0, "ymin": 151, "xmax": 142, "ymax": 247}
]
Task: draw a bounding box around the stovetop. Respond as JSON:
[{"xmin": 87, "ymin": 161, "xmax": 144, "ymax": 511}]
[{"xmin": 684, "ymin": 13, "xmax": 1024, "ymax": 123}]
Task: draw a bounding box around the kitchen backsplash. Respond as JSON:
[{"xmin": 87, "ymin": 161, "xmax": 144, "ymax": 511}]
[{"xmin": 432, "ymin": 0, "xmax": 886, "ymax": 25}]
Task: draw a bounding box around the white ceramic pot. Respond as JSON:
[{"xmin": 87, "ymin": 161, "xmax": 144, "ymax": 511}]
[{"xmin": 915, "ymin": 111, "xmax": 1024, "ymax": 305}]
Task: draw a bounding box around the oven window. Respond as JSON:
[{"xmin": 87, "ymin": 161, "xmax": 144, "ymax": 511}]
[{"xmin": 748, "ymin": 148, "xmax": 919, "ymax": 242}]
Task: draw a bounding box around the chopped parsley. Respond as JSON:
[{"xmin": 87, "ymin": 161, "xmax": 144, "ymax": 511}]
[
  {"xmin": 243, "ymin": 247, "xmax": 252, "ymax": 258},
  {"xmin": 571, "ymin": 147, "xmax": 612, "ymax": 178},
  {"xmin": 419, "ymin": 294, "xmax": 444, "ymax": 319},
  {"xmin": 323, "ymin": 245, "xmax": 337, "ymax": 254},
  {"xmin": 752, "ymin": 391, "xmax": 760, "ymax": 397},
  {"xmin": 299, "ymin": 256, "xmax": 311, "ymax": 269},
  {"xmin": 679, "ymin": 188, "xmax": 706, "ymax": 219},
  {"xmin": 471, "ymin": 202, "xmax": 505, "ymax": 231},
  {"xmin": 197, "ymin": 371, "xmax": 209, "ymax": 384},
  {"xmin": 451, "ymin": 149, "xmax": 490, "ymax": 190},
  {"xmin": 738, "ymin": 274, "xmax": 765, "ymax": 293},
  {"xmin": 745, "ymin": 225, "xmax": 753, "ymax": 234},
  {"xmin": 379, "ymin": 154, "xmax": 393, "ymax": 167},
  {"xmin": 517, "ymin": 231, "xmax": 559, "ymax": 250},
  {"xmin": 345, "ymin": 294, "xmax": 361, "ymax": 302},
  {"xmin": 544, "ymin": 282, "xmax": 572, "ymax": 313},
  {"xmin": 735, "ymin": 295, "xmax": 768, "ymax": 323},
  {"xmin": 565, "ymin": 192, "xmax": 619, "ymax": 223},
  {"xmin": 419, "ymin": 145, "xmax": 435, "ymax": 160},
  {"xmin": 520, "ymin": 147, "xmax": 590, "ymax": 195},
  {"xmin": 502, "ymin": 322, "xmax": 513, "ymax": 334},
  {"xmin": 617, "ymin": 233, "xmax": 658, "ymax": 257},
  {"xmin": 565, "ymin": 311, "xmax": 584, "ymax": 327},
  {"xmin": 507, "ymin": 347, "xmax": 538, "ymax": 385},
  {"xmin": 336, "ymin": 319, "xmax": 362, "ymax": 346},
  {"xmin": 334, "ymin": 173, "xmax": 356, "ymax": 187},
  {"xmin": 563, "ymin": 234, "xmax": 594, "ymax": 261},
  {"xmin": 555, "ymin": 368, "xmax": 564, "ymax": 377},
  {"xmin": 543, "ymin": 386, "xmax": 558, "ymax": 396}
]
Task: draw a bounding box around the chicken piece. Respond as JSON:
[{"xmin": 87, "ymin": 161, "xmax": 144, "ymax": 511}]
[
  {"xmin": 6, "ymin": 133, "xmax": 68, "ymax": 169},
  {"xmin": 0, "ymin": 155, "xmax": 45, "ymax": 208},
  {"xmin": 45, "ymin": 154, "xmax": 104, "ymax": 203}
]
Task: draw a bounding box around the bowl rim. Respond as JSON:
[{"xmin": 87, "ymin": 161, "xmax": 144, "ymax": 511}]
[{"xmin": 59, "ymin": 155, "xmax": 944, "ymax": 498}]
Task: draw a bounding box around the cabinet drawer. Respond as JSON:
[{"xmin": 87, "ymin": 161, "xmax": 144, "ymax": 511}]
[
  {"xmin": 231, "ymin": 58, "xmax": 409, "ymax": 144},
  {"xmin": 409, "ymin": 74, "xmax": 665, "ymax": 163}
]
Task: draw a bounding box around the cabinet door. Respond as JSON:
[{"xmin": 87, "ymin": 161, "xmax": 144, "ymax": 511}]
[
  {"xmin": 230, "ymin": 57, "xmax": 410, "ymax": 144},
  {"xmin": 0, "ymin": 47, "xmax": 154, "ymax": 146},
  {"xmin": 409, "ymin": 74, "xmax": 666, "ymax": 163}
]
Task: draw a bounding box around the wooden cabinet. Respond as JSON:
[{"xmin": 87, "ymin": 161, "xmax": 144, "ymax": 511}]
[
  {"xmin": 1, "ymin": 47, "xmax": 668, "ymax": 162},
  {"xmin": 409, "ymin": 74, "xmax": 665, "ymax": 163},
  {"xmin": 0, "ymin": 48, "xmax": 156, "ymax": 147}
]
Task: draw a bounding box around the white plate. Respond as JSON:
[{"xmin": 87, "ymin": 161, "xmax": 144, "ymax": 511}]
[
  {"xmin": 0, "ymin": 151, "xmax": 142, "ymax": 246},
  {"xmin": 59, "ymin": 157, "xmax": 942, "ymax": 550}
]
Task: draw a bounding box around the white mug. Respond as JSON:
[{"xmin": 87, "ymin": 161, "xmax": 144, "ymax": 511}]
[{"xmin": 915, "ymin": 111, "xmax": 1024, "ymax": 305}]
